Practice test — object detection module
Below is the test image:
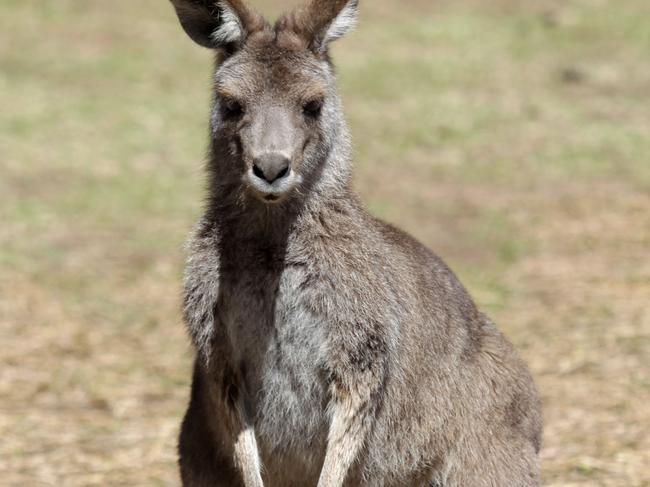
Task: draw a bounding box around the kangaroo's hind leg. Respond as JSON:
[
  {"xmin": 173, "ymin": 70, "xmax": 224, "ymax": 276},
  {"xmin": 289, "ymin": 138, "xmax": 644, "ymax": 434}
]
[{"xmin": 179, "ymin": 361, "xmax": 263, "ymax": 487}]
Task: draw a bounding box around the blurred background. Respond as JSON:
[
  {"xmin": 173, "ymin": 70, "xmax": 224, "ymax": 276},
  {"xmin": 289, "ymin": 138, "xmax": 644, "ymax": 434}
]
[{"xmin": 1, "ymin": 0, "xmax": 648, "ymax": 485}]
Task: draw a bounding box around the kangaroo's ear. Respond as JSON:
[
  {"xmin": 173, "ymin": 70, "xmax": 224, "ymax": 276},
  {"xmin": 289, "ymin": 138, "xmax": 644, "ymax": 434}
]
[
  {"xmin": 280, "ymin": 0, "xmax": 358, "ymax": 55},
  {"xmin": 170, "ymin": 0, "xmax": 264, "ymax": 49}
]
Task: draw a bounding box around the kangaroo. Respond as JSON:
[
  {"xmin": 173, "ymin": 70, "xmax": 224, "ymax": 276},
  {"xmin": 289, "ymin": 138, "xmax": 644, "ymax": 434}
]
[{"xmin": 169, "ymin": 1, "xmax": 542, "ymax": 485}]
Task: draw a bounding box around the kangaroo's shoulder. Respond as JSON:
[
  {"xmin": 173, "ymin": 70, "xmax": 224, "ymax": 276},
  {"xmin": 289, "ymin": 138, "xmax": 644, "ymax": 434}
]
[
  {"xmin": 184, "ymin": 218, "xmax": 221, "ymax": 288},
  {"xmin": 369, "ymin": 213, "xmax": 472, "ymax": 295},
  {"xmin": 182, "ymin": 219, "xmax": 222, "ymax": 357}
]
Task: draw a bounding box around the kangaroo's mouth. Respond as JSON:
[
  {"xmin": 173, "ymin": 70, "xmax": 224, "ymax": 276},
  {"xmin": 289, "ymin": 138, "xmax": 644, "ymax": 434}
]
[{"xmin": 244, "ymin": 168, "xmax": 300, "ymax": 204}]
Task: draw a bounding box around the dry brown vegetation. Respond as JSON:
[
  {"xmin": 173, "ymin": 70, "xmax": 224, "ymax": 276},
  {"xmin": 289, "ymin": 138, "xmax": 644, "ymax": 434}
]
[{"xmin": 1, "ymin": 0, "xmax": 648, "ymax": 485}]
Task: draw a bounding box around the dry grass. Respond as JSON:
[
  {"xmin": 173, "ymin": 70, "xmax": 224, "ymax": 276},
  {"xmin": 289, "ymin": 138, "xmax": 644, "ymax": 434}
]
[{"xmin": 1, "ymin": 0, "xmax": 648, "ymax": 485}]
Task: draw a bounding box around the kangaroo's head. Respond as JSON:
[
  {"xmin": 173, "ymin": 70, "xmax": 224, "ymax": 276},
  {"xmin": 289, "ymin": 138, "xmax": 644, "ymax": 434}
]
[{"xmin": 170, "ymin": 0, "xmax": 357, "ymax": 205}]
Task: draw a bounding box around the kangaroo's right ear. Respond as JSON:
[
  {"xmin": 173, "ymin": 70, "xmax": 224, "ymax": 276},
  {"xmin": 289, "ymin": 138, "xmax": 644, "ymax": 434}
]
[{"xmin": 170, "ymin": 0, "xmax": 264, "ymax": 49}]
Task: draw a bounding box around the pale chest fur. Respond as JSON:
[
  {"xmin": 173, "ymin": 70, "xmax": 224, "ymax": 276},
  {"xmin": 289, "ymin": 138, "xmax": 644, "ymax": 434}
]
[{"xmin": 216, "ymin": 245, "xmax": 331, "ymax": 470}]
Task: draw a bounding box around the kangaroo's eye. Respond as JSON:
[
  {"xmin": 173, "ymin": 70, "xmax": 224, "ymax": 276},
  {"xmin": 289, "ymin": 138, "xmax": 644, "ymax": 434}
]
[
  {"xmin": 303, "ymin": 99, "xmax": 323, "ymax": 118},
  {"xmin": 222, "ymin": 98, "xmax": 244, "ymax": 118}
]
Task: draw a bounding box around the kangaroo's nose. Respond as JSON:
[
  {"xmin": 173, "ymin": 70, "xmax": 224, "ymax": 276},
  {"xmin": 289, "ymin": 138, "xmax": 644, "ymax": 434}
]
[{"xmin": 252, "ymin": 153, "xmax": 291, "ymax": 184}]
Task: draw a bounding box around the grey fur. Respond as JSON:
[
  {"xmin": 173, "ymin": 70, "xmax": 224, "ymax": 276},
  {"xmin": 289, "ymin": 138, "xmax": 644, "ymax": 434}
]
[{"xmin": 169, "ymin": 1, "xmax": 542, "ymax": 486}]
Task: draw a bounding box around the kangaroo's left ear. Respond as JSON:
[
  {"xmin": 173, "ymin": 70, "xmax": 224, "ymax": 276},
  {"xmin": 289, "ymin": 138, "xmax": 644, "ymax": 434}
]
[
  {"xmin": 170, "ymin": 0, "xmax": 264, "ymax": 50},
  {"xmin": 280, "ymin": 0, "xmax": 358, "ymax": 55}
]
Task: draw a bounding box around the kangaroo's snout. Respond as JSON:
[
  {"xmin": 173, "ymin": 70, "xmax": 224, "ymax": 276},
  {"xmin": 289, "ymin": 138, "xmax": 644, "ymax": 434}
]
[
  {"xmin": 252, "ymin": 153, "xmax": 291, "ymax": 184},
  {"xmin": 243, "ymin": 106, "xmax": 300, "ymax": 202},
  {"xmin": 245, "ymin": 148, "xmax": 297, "ymax": 202}
]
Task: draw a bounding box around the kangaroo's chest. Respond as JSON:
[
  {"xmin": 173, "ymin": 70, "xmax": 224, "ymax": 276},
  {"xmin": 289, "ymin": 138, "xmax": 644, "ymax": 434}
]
[{"xmin": 217, "ymin": 258, "xmax": 330, "ymax": 467}]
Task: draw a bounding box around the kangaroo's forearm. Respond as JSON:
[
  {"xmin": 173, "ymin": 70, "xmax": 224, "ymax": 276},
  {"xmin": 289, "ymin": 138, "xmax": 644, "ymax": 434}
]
[
  {"xmin": 317, "ymin": 382, "xmax": 377, "ymax": 487},
  {"xmin": 233, "ymin": 424, "xmax": 264, "ymax": 487}
]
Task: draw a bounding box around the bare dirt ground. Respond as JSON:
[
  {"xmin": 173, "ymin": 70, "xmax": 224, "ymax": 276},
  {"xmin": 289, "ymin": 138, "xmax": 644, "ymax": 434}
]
[{"xmin": 1, "ymin": 0, "xmax": 648, "ymax": 485}]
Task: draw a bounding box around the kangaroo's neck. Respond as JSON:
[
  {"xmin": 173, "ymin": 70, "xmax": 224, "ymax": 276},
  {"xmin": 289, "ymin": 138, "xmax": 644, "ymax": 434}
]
[{"xmin": 207, "ymin": 184, "xmax": 356, "ymax": 247}]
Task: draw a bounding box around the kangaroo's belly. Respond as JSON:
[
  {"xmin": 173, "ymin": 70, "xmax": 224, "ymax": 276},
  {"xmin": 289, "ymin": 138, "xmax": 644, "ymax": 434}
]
[{"xmin": 219, "ymin": 265, "xmax": 330, "ymax": 477}]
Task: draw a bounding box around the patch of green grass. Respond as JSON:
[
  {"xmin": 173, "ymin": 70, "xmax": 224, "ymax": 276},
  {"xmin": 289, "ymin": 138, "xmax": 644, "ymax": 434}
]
[{"xmin": 338, "ymin": 0, "xmax": 650, "ymax": 189}]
